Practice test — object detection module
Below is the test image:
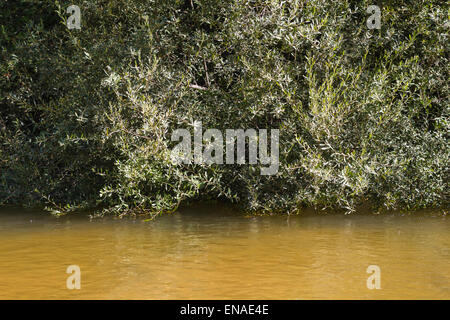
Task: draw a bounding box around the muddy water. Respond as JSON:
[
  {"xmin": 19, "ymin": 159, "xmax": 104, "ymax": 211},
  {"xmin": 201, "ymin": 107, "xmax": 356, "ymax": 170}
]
[{"xmin": 0, "ymin": 207, "xmax": 448, "ymax": 299}]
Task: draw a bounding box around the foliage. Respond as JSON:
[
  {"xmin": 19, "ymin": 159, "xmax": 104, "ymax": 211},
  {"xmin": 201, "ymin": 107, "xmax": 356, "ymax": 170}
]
[{"xmin": 0, "ymin": 0, "xmax": 448, "ymax": 216}]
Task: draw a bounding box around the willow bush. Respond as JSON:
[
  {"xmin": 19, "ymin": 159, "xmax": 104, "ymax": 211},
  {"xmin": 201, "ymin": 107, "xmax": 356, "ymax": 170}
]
[{"xmin": 0, "ymin": 0, "xmax": 448, "ymax": 216}]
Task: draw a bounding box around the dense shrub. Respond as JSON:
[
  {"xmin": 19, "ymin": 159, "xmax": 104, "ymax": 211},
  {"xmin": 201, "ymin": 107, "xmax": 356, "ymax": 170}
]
[{"xmin": 0, "ymin": 0, "xmax": 448, "ymax": 216}]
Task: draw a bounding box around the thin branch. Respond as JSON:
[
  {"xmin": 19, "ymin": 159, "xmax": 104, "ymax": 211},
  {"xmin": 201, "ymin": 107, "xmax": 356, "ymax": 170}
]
[
  {"xmin": 203, "ymin": 55, "xmax": 210, "ymax": 87},
  {"xmin": 189, "ymin": 84, "xmax": 208, "ymax": 91}
]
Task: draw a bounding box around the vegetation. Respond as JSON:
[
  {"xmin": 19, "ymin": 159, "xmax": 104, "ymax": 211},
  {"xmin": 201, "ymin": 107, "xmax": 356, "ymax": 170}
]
[{"xmin": 0, "ymin": 0, "xmax": 448, "ymax": 216}]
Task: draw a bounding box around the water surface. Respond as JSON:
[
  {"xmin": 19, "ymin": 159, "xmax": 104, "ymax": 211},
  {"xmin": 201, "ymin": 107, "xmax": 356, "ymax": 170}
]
[{"xmin": 0, "ymin": 207, "xmax": 448, "ymax": 299}]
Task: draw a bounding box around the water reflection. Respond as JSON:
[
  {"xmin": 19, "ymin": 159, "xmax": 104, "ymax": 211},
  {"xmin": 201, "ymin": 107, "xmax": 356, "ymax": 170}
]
[{"xmin": 0, "ymin": 207, "xmax": 448, "ymax": 299}]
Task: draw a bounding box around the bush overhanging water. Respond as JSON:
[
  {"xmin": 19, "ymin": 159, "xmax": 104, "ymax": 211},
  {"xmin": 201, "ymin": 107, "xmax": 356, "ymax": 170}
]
[{"xmin": 0, "ymin": 0, "xmax": 448, "ymax": 216}]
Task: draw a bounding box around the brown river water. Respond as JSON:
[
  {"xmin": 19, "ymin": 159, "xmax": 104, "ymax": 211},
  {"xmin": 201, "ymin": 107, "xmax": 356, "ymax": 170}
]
[{"xmin": 0, "ymin": 206, "xmax": 448, "ymax": 299}]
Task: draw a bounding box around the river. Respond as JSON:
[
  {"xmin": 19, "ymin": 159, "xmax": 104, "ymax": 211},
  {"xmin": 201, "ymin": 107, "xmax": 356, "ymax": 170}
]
[{"xmin": 0, "ymin": 206, "xmax": 448, "ymax": 299}]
